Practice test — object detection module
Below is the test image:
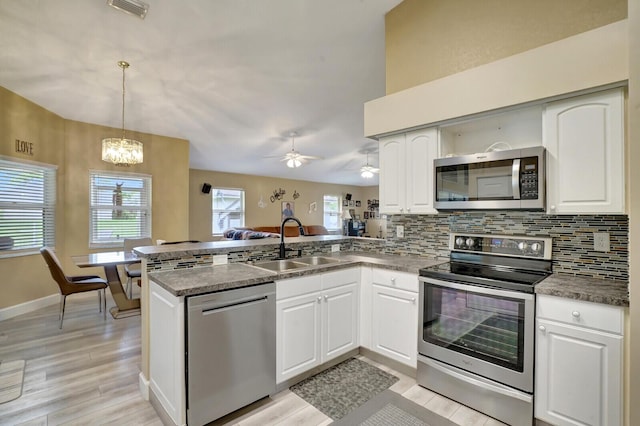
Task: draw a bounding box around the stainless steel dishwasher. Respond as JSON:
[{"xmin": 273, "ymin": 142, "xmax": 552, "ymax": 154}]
[{"xmin": 186, "ymin": 282, "xmax": 276, "ymax": 426}]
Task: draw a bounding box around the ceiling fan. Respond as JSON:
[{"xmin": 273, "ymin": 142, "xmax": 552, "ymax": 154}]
[
  {"xmin": 360, "ymin": 152, "xmax": 379, "ymax": 178},
  {"xmin": 276, "ymin": 132, "xmax": 324, "ymax": 168}
]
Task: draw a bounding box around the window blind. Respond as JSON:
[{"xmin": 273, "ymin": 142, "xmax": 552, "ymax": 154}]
[
  {"xmin": 0, "ymin": 158, "xmax": 56, "ymax": 257},
  {"xmin": 89, "ymin": 171, "xmax": 152, "ymax": 247},
  {"xmin": 212, "ymin": 188, "xmax": 245, "ymax": 234},
  {"xmin": 323, "ymin": 195, "xmax": 341, "ymax": 231}
]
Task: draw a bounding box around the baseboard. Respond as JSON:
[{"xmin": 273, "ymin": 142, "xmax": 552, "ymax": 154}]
[
  {"xmin": 359, "ymin": 347, "xmax": 417, "ymax": 379},
  {"xmin": 138, "ymin": 372, "xmax": 150, "ymax": 401},
  {"xmin": 150, "ymin": 387, "xmax": 182, "ymax": 426},
  {"xmin": 0, "ymin": 294, "xmax": 59, "ymax": 321}
]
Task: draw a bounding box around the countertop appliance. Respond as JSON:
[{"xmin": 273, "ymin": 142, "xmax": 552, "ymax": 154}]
[
  {"xmin": 186, "ymin": 282, "xmax": 276, "ymax": 426},
  {"xmin": 417, "ymin": 233, "xmax": 552, "ymax": 426},
  {"xmin": 434, "ymin": 146, "xmax": 545, "ymax": 210}
]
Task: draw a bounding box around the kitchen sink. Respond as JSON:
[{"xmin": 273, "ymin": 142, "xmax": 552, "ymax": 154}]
[
  {"xmin": 296, "ymin": 256, "xmax": 341, "ymax": 265},
  {"xmin": 253, "ymin": 259, "xmax": 309, "ymax": 272},
  {"xmin": 253, "ymin": 256, "xmax": 341, "ymax": 272}
]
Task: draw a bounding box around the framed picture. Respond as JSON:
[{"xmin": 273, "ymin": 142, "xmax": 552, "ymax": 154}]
[
  {"xmin": 343, "ymin": 199, "xmax": 349, "ymax": 207},
  {"xmin": 282, "ymin": 201, "xmax": 295, "ymax": 221},
  {"xmin": 355, "ymin": 200, "xmax": 361, "ymax": 207},
  {"xmin": 349, "ymin": 200, "xmax": 354, "ymax": 207},
  {"xmin": 364, "ymin": 212, "xmax": 370, "ymax": 219}
]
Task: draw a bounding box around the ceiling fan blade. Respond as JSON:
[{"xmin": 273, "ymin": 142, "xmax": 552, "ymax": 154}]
[{"xmin": 299, "ymin": 155, "xmax": 324, "ymax": 160}]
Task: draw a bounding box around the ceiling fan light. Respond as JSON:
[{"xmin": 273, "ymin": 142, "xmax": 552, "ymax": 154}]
[
  {"xmin": 361, "ymin": 169, "xmax": 374, "ymax": 178},
  {"xmin": 287, "ymin": 158, "xmax": 302, "ymax": 168}
]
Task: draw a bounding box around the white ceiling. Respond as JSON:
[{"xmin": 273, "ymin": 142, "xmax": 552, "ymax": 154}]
[{"xmin": 0, "ymin": 0, "xmax": 403, "ymax": 186}]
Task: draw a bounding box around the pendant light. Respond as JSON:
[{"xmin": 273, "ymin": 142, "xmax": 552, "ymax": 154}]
[
  {"xmin": 360, "ymin": 152, "xmax": 379, "ymax": 178},
  {"xmin": 102, "ymin": 61, "xmax": 143, "ymax": 166}
]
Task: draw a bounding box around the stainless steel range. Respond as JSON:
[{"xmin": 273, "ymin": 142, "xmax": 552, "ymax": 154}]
[{"xmin": 417, "ymin": 233, "xmax": 552, "ymax": 426}]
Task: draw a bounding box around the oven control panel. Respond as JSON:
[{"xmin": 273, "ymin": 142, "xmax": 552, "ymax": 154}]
[{"xmin": 450, "ymin": 233, "xmax": 552, "ymax": 259}]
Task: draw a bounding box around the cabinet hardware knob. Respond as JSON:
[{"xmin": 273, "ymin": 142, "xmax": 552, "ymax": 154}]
[
  {"xmin": 317, "ymin": 296, "xmax": 322, "ymax": 303},
  {"xmin": 407, "ymin": 208, "xmax": 411, "ymax": 212},
  {"xmin": 324, "ymin": 295, "xmax": 329, "ymax": 302},
  {"xmin": 411, "ymin": 297, "xmax": 416, "ymax": 304},
  {"xmin": 539, "ymin": 325, "xmax": 546, "ymax": 332},
  {"xmin": 572, "ymin": 311, "xmax": 580, "ymax": 318},
  {"xmin": 550, "ymin": 205, "xmax": 556, "ymax": 211},
  {"xmin": 391, "ymin": 278, "xmax": 396, "ymax": 284}
]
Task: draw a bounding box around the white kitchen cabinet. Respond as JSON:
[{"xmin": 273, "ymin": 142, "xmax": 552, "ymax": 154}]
[
  {"xmin": 276, "ymin": 268, "xmax": 359, "ymax": 383},
  {"xmin": 543, "ymin": 88, "xmax": 625, "ymax": 214},
  {"xmin": 149, "ymin": 280, "xmax": 186, "ymax": 425},
  {"xmin": 369, "ymin": 268, "xmax": 418, "ymax": 368},
  {"xmin": 379, "ymin": 127, "xmax": 439, "ymax": 215},
  {"xmin": 535, "ymin": 295, "xmax": 623, "ymax": 426}
]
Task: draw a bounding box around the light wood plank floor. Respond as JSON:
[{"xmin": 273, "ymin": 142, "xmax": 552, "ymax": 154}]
[{"xmin": 0, "ymin": 291, "xmax": 505, "ymax": 426}]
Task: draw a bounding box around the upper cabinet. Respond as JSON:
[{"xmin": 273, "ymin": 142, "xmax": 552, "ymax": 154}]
[
  {"xmin": 379, "ymin": 127, "xmax": 439, "ymax": 215},
  {"xmin": 543, "ymin": 88, "xmax": 625, "ymax": 214}
]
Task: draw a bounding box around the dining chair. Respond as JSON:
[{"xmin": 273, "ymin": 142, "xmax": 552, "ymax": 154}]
[
  {"xmin": 123, "ymin": 237, "xmax": 153, "ymax": 299},
  {"xmin": 40, "ymin": 247, "xmax": 108, "ymax": 329}
]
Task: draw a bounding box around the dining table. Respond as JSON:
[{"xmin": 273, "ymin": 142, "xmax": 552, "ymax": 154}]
[{"xmin": 72, "ymin": 250, "xmax": 142, "ymax": 319}]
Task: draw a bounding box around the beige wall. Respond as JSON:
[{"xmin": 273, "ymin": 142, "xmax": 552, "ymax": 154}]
[
  {"xmin": 0, "ymin": 86, "xmax": 190, "ymax": 309},
  {"xmin": 385, "ymin": 0, "xmax": 627, "ymax": 94},
  {"xmin": 189, "ymin": 169, "xmax": 378, "ymax": 241}
]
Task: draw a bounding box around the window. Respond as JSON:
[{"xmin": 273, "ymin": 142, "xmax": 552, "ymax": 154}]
[
  {"xmin": 323, "ymin": 195, "xmax": 341, "ymax": 231},
  {"xmin": 0, "ymin": 157, "xmax": 56, "ymax": 257},
  {"xmin": 212, "ymin": 188, "xmax": 245, "ymax": 234},
  {"xmin": 90, "ymin": 171, "xmax": 151, "ymax": 247}
]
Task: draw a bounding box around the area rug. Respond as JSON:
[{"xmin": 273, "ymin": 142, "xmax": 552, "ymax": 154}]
[
  {"xmin": 332, "ymin": 390, "xmax": 458, "ymax": 426},
  {"xmin": 290, "ymin": 358, "xmax": 399, "ymax": 420},
  {"xmin": 0, "ymin": 360, "xmax": 25, "ymax": 404}
]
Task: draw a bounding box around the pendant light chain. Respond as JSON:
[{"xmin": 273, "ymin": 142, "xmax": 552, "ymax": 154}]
[{"xmin": 119, "ymin": 61, "xmax": 129, "ymax": 140}]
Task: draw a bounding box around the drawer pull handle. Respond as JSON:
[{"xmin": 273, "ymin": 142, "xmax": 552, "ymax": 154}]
[
  {"xmin": 539, "ymin": 325, "xmax": 546, "ymax": 332},
  {"xmin": 572, "ymin": 311, "xmax": 580, "ymax": 318}
]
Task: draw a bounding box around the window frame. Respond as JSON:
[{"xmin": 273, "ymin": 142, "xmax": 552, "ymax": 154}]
[
  {"xmin": 211, "ymin": 187, "xmax": 246, "ymax": 235},
  {"xmin": 323, "ymin": 194, "xmax": 342, "ymax": 232},
  {"xmin": 89, "ymin": 170, "xmax": 152, "ymax": 249},
  {"xmin": 0, "ymin": 156, "xmax": 57, "ymax": 258}
]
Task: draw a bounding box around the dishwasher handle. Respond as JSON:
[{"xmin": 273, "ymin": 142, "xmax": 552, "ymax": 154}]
[{"xmin": 201, "ymin": 295, "xmax": 269, "ymax": 315}]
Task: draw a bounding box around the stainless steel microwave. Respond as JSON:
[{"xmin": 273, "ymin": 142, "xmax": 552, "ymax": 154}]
[{"xmin": 434, "ymin": 146, "xmax": 545, "ymax": 210}]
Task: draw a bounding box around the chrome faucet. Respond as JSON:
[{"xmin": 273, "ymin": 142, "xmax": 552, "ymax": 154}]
[{"xmin": 279, "ymin": 217, "xmax": 305, "ymax": 259}]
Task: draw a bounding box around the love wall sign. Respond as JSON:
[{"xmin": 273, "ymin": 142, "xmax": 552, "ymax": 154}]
[{"xmin": 15, "ymin": 139, "xmax": 34, "ymax": 156}]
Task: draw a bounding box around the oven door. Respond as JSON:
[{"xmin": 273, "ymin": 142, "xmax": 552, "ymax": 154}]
[{"xmin": 418, "ymin": 277, "xmax": 535, "ymax": 393}]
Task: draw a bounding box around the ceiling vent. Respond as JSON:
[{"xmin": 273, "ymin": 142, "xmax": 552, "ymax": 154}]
[{"xmin": 107, "ymin": 0, "xmax": 149, "ymax": 19}]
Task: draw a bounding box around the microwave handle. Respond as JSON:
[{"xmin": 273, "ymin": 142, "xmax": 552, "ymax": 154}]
[{"xmin": 512, "ymin": 159, "xmax": 521, "ymax": 200}]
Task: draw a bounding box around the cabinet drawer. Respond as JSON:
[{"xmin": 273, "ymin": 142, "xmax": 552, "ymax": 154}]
[
  {"xmin": 277, "ymin": 275, "xmax": 322, "ymax": 300},
  {"xmin": 536, "ymin": 294, "xmax": 623, "ymax": 334},
  {"xmin": 321, "ymin": 268, "xmax": 359, "ymax": 290},
  {"xmin": 371, "ymin": 268, "xmax": 418, "ymax": 293}
]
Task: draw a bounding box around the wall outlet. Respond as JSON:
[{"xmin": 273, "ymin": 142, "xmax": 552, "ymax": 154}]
[
  {"xmin": 331, "ymin": 244, "xmax": 340, "ymax": 252},
  {"xmin": 212, "ymin": 254, "xmax": 228, "ymax": 265},
  {"xmin": 396, "ymin": 225, "xmax": 404, "ymax": 238},
  {"xmin": 594, "ymin": 232, "xmax": 610, "ymax": 252}
]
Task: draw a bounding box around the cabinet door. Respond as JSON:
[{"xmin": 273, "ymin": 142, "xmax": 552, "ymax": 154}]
[
  {"xmin": 371, "ymin": 284, "xmax": 418, "ymax": 367},
  {"xmin": 405, "ymin": 128, "xmax": 439, "ymax": 214},
  {"xmin": 379, "ymin": 134, "xmax": 405, "ymax": 214},
  {"xmin": 535, "ymin": 318, "xmax": 623, "ymax": 426},
  {"xmin": 276, "ymin": 292, "xmax": 322, "ymax": 383},
  {"xmin": 322, "ymin": 283, "xmax": 359, "ymax": 361},
  {"xmin": 544, "ymin": 88, "xmax": 624, "ymax": 214}
]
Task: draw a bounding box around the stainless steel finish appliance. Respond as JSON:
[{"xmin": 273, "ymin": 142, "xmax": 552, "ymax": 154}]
[
  {"xmin": 418, "ymin": 233, "xmax": 552, "ymax": 426},
  {"xmin": 186, "ymin": 282, "xmax": 276, "ymax": 426},
  {"xmin": 434, "ymin": 146, "xmax": 545, "ymax": 210}
]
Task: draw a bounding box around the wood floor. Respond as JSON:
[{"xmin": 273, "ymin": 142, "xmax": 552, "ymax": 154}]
[{"xmin": 0, "ymin": 291, "xmax": 505, "ymax": 426}]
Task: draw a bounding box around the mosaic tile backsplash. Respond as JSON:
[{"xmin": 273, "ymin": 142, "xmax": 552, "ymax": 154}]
[
  {"xmin": 147, "ymin": 212, "xmax": 628, "ymax": 281},
  {"xmin": 380, "ymin": 212, "xmax": 628, "ymax": 280}
]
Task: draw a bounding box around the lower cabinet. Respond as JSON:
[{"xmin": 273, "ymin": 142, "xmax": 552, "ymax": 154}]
[
  {"xmin": 535, "ymin": 295, "xmax": 624, "ymax": 426},
  {"xmin": 369, "ymin": 268, "xmax": 419, "ymax": 368},
  {"xmin": 276, "ymin": 268, "xmax": 359, "ymax": 383}
]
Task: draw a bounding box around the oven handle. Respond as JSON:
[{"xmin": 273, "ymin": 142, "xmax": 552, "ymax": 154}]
[
  {"xmin": 419, "ymin": 355, "xmax": 532, "ymax": 402},
  {"xmin": 418, "ymin": 277, "xmax": 535, "ymax": 301}
]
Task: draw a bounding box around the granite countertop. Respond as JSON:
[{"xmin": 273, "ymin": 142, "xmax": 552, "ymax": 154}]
[
  {"xmin": 149, "ymin": 251, "xmax": 446, "ymax": 297},
  {"xmin": 536, "ymin": 273, "xmax": 629, "ymax": 307}
]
